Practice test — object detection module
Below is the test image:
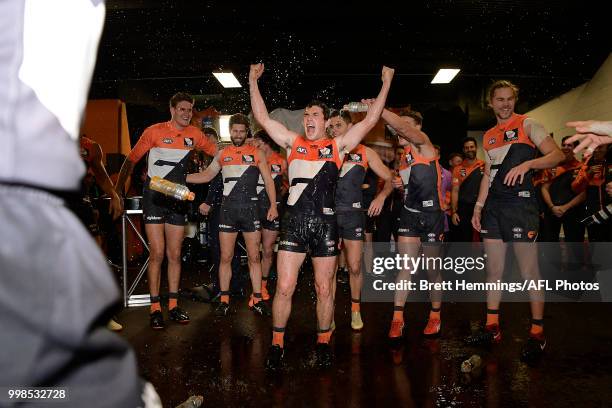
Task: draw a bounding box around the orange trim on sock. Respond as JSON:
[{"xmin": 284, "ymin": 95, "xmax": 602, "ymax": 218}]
[
  {"xmin": 272, "ymin": 331, "xmax": 284, "ymax": 348},
  {"xmin": 393, "ymin": 310, "xmax": 404, "ymax": 322},
  {"xmin": 150, "ymin": 302, "xmax": 161, "ymax": 313},
  {"xmin": 429, "ymin": 310, "xmax": 441, "ymax": 320},
  {"xmin": 530, "ymin": 324, "xmax": 544, "ymax": 336},
  {"xmin": 168, "ymin": 298, "xmax": 178, "ymax": 310},
  {"xmin": 220, "ymin": 295, "xmax": 230, "ymax": 304},
  {"xmin": 486, "ymin": 313, "xmax": 499, "ymax": 326},
  {"xmin": 317, "ymin": 331, "xmax": 332, "ymax": 344},
  {"xmin": 351, "ymin": 302, "xmax": 360, "ymax": 313}
]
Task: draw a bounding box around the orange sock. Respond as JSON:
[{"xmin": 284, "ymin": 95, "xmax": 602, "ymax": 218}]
[
  {"xmin": 393, "ymin": 306, "xmax": 404, "ymax": 322},
  {"xmin": 168, "ymin": 292, "xmax": 179, "ymax": 310},
  {"xmin": 220, "ymin": 291, "xmax": 230, "ymax": 304},
  {"xmin": 272, "ymin": 328, "xmax": 285, "ymax": 348},
  {"xmin": 530, "ymin": 319, "xmax": 544, "ymax": 336},
  {"xmin": 351, "ymin": 299, "xmax": 360, "ymax": 313},
  {"xmin": 150, "ymin": 302, "xmax": 161, "ymax": 313},
  {"xmin": 317, "ymin": 329, "xmax": 332, "ymax": 344},
  {"xmin": 150, "ymin": 295, "xmax": 161, "ymax": 313},
  {"xmin": 485, "ymin": 309, "xmax": 499, "ymax": 327}
]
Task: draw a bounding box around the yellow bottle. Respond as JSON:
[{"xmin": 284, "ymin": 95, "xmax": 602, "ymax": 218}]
[{"xmin": 149, "ymin": 176, "xmax": 195, "ymax": 201}]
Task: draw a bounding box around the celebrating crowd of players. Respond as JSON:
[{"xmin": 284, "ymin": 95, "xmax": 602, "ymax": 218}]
[{"xmin": 107, "ymin": 68, "xmax": 612, "ymax": 370}]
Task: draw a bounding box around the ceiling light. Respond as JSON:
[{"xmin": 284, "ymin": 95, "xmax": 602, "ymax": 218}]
[
  {"xmin": 431, "ymin": 69, "xmax": 460, "ymax": 84},
  {"xmin": 213, "ymin": 72, "xmax": 242, "ymax": 88}
]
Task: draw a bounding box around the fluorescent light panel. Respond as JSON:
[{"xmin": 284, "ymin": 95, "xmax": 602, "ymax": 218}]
[
  {"xmin": 431, "ymin": 69, "xmax": 460, "ymax": 84},
  {"xmin": 213, "ymin": 72, "xmax": 241, "ymax": 88}
]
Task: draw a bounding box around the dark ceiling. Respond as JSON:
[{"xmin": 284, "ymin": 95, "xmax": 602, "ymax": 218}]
[{"xmin": 91, "ymin": 0, "xmax": 610, "ymax": 133}]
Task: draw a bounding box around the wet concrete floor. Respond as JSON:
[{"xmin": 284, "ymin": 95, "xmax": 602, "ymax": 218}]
[{"xmin": 116, "ymin": 265, "xmax": 612, "ymax": 407}]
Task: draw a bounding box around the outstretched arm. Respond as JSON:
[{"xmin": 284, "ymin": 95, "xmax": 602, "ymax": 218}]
[
  {"xmin": 381, "ymin": 109, "xmax": 429, "ymax": 147},
  {"xmin": 249, "ymin": 63, "xmax": 300, "ymax": 149},
  {"xmin": 186, "ymin": 153, "xmax": 221, "ymax": 184},
  {"xmin": 566, "ymin": 120, "xmax": 612, "ymax": 156},
  {"xmin": 336, "ymin": 66, "xmax": 395, "ymax": 154}
]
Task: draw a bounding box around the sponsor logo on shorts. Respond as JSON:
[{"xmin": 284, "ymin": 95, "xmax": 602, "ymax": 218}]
[
  {"xmin": 512, "ymin": 227, "xmax": 523, "ymax": 233},
  {"xmin": 352, "ymin": 202, "xmax": 361, "ymax": 209},
  {"xmin": 296, "ymin": 146, "xmax": 308, "ymax": 154},
  {"xmin": 318, "ymin": 145, "xmax": 333, "ymax": 159},
  {"xmin": 326, "ymin": 240, "xmax": 336, "ymax": 247},
  {"xmin": 355, "ymin": 232, "xmax": 362, "ymax": 238},
  {"xmin": 422, "ymin": 200, "xmax": 433, "ymax": 207},
  {"xmin": 518, "ymin": 191, "xmax": 531, "ymax": 198},
  {"xmin": 163, "ymin": 138, "xmax": 173, "ymax": 144},
  {"xmin": 513, "ymin": 233, "xmax": 522, "ymax": 239},
  {"xmin": 242, "ymin": 155, "xmax": 255, "ymax": 163},
  {"xmin": 480, "ymin": 229, "xmax": 488, "ymax": 233},
  {"xmin": 355, "ymin": 227, "xmax": 363, "ymax": 233},
  {"xmin": 323, "ymin": 207, "xmax": 335, "ymax": 215},
  {"xmin": 219, "ymin": 224, "xmax": 232, "ymax": 229},
  {"xmin": 223, "ymin": 156, "xmax": 233, "ymax": 162},
  {"xmin": 184, "ymin": 137, "xmax": 193, "ymax": 147},
  {"xmin": 271, "ymin": 164, "xmax": 282, "ymax": 173},
  {"xmin": 146, "ymin": 215, "xmax": 163, "ymax": 221},
  {"xmin": 503, "ymin": 128, "xmax": 519, "ymax": 142},
  {"xmin": 488, "ymin": 137, "xmax": 496, "ymax": 145},
  {"xmin": 398, "ymin": 228, "xmax": 409, "ymax": 233},
  {"xmin": 280, "ymin": 240, "xmax": 298, "ymax": 247}
]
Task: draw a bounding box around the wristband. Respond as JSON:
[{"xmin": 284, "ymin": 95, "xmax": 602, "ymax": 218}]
[{"xmin": 475, "ymin": 201, "xmax": 484, "ymax": 208}]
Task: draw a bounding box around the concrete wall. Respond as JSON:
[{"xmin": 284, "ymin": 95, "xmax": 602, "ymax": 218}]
[{"xmin": 526, "ymin": 53, "xmax": 612, "ymax": 145}]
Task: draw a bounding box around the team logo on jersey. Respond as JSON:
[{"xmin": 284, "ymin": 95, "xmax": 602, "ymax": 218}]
[
  {"xmin": 184, "ymin": 137, "xmax": 193, "ymax": 147},
  {"xmin": 349, "ymin": 153, "xmax": 363, "ymax": 162},
  {"xmin": 223, "ymin": 156, "xmax": 233, "ymax": 162},
  {"xmin": 162, "ymin": 138, "xmax": 173, "ymax": 144},
  {"xmin": 296, "ymin": 146, "xmax": 308, "ymax": 154},
  {"xmin": 242, "ymin": 155, "xmax": 255, "ymax": 164},
  {"xmin": 488, "ymin": 137, "xmax": 496, "ymax": 145},
  {"xmin": 271, "ymin": 164, "xmax": 282, "ymax": 173},
  {"xmin": 460, "ymin": 168, "xmax": 467, "ymax": 177},
  {"xmin": 503, "ymin": 128, "xmax": 519, "ymax": 142},
  {"xmin": 318, "ymin": 145, "xmax": 333, "ymax": 159}
]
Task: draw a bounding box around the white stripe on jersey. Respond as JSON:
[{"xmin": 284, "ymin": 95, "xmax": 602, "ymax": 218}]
[
  {"xmin": 222, "ymin": 164, "xmax": 251, "ymax": 196},
  {"xmin": 339, "ymin": 162, "xmax": 357, "ymax": 178},
  {"xmin": 287, "ymin": 159, "xmax": 325, "ymax": 206},
  {"xmin": 147, "ymin": 147, "xmax": 190, "ymax": 179}
]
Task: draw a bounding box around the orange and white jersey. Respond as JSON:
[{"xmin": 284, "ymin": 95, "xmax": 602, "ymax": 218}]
[
  {"xmin": 219, "ymin": 144, "xmax": 260, "ymax": 205},
  {"xmin": 483, "ymin": 113, "xmax": 546, "ymax": 201},
  {"xmin": 256, "ymin": 151, "xmax": 286, "ymax": 204},
  {"xmin": 336, "ymin": 144, "xmax": 369, "ymax": 209},
  {"xmin": 286, "ymin": 136, "xmax": 342, "ymax": 215},
  {"xmin": 398, "ymin": 145, "xmax": 443, "ymax": 212},
  {"xmin": 127, "ymin": 121, "xmax": 216, "ymax": 185}
]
